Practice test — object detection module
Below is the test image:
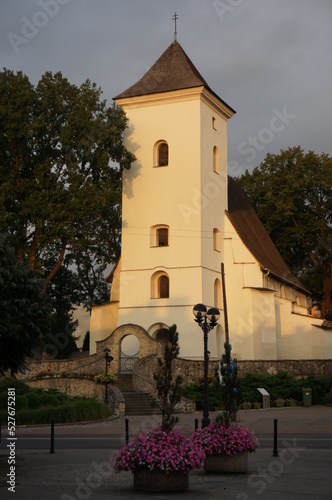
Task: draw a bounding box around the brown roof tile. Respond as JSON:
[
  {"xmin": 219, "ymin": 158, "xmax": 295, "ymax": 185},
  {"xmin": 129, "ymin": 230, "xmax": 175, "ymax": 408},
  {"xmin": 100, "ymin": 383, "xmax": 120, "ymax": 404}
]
[
  {"xmin": 115, "ymin": 41, "xmax": 206, "ymax": 99},
  {"xmin": 227, "ymin": 176, "xmax": 308, "ymax": 294},
  {"xmin": 115, "ymin": 41, "xmax": 235, "ymax": 113}
]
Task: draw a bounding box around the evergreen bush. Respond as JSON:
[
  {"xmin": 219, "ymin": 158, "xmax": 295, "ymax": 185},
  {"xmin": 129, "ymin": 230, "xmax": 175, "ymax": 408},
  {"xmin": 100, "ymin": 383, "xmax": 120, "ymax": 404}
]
[{"xmin": 180, "ymin": 371, "xmax": 332, "ymax": 409}]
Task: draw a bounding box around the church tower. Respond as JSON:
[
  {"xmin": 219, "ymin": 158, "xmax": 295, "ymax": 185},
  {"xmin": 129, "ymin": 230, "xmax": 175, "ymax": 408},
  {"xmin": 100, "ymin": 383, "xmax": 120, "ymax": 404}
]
[{"xmin": 112, "ymin": 40, "xmax": 235, "ymax": 359}]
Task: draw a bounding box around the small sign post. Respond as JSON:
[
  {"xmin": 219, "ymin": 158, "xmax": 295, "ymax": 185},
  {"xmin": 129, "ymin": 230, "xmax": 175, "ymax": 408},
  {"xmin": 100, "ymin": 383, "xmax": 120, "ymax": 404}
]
[{"xmin": 257, "ymin": 388, "xmax": 270, "ymax": 409}]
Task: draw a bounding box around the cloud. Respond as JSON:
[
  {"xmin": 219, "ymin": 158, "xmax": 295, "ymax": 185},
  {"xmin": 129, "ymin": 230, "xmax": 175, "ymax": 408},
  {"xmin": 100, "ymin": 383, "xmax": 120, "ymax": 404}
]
[{"xmin": 1, "ymin": 0, "xmax": 331, "ymax": 173}]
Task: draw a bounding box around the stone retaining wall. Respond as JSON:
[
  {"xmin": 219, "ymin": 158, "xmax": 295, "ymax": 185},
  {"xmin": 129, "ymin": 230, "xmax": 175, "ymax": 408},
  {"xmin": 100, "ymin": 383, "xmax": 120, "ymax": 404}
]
[
  {"xmin": 237, "ymin": 359, "xmax": 332, "ymax": 377},
  {"xmin": 27, "ymin": 377, "xmax": 105, "ymax": 400},
  {"xmin": 21, "ymin": 353, "xmax": 105, "ymax": 379},
  {"xmin": 22, "ymin": 355, "xmax": 332, "ymax": 413},
  {"xmin": 134, "ymin": 356, "xmax": 332, "ymax": 390},
  {"xmin": 27, "ymin": 377, "xmax": 125, "ymax": 416}
]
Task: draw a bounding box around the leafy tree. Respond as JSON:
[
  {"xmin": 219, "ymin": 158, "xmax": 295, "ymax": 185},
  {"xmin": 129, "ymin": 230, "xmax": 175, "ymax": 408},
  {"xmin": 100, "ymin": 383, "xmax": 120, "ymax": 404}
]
[
  {"xmin": 153, "ymin": 324, "xmax": 183, "ymax": 432},
  {"xmin": 74, "ymin": 251, "xmax": 110, "ymax": 308},
  {"xmin": 41, "ymin": 263, "xmax": 79, "ymax": 359},
  {"xmin": 0, "ymin": 234, "xmax": 51, "ymax": 375},
  {"xmin": 237, "ymin": 147, "xmax": 332, "ymax": 316},
  {"xmin": 0, "ymin": 69, "xmax": 135, "ymax": 296},
  {"xmin": 216, "ymin": 341, "xmax": 241, "ymax": 425}
]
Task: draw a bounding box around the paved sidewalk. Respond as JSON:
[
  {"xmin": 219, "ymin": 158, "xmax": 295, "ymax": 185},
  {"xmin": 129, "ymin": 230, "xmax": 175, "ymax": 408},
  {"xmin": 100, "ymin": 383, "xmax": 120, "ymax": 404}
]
[{"xmin": 0, "ymin": 406, "xmax": 331, "ymax": 499}]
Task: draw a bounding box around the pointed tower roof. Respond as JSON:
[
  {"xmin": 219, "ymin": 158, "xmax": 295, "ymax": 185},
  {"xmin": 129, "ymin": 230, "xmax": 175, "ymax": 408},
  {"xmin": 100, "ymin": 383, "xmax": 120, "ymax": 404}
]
[{"xmin": 114, "ymin": 41, "xmax": 235, "ymax": 113}]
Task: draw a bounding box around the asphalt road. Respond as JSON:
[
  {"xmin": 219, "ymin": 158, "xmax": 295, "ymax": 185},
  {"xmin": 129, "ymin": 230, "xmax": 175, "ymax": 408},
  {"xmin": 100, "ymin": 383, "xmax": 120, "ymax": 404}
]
[
  {"xmin": 8, "ymin": 433, "xmax": 332, "ymax": 450},
  {"xmin": 0, "ymin": 407, "xmax": 331, "ymax": 499}
]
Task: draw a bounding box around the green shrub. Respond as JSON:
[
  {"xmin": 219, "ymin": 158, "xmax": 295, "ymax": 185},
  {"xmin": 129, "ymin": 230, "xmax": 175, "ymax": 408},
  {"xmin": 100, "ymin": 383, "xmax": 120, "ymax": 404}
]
[
  {"xmin": 0, "ymin": 377, "xmax": 30, "ymax": 395},
  {"xmin": 180, "ymin": 382, "xmax": 223, "ymax": 411},
  {"xmin": 180, "ymin": 372, "xmax": 332, "ymax": 409},
  {"xmin": 39, "ymin": 393, "xmax": 61, "ymax": 407},
  {"xmin": 15, "ymin": 394, "xmax": 28, "ymax": 411},
  {"xmin": 14, "ymin": 397, "xmax": 110, "ymax": 425},
  {"xmin": 25, "ymin": 392, "xmax": 42, "ymax": 409},
  {"xmin": 285, "ymin": 398, "xmax": 297, "ymax": 407},
  {"xmin": 274, "ymin": 398, "xmax": 285, "ymax": 408},
  {"xmin": 241, "ymin": 402, "xmax": 252, "ymax": 410}
]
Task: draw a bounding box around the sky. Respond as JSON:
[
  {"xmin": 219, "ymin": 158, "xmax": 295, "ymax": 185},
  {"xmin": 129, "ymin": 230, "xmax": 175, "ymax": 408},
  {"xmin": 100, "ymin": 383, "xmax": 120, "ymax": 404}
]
[{"xmin": 1, "ymin": 0, "xmax": 332, "ymax": 176}]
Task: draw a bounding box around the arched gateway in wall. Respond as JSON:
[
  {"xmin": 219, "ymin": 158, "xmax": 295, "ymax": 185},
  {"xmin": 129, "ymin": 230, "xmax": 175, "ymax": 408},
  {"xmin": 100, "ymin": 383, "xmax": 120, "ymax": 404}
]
[{"xmin": 96, "ymin": 324, "xmax": 164, "ymax": 374}]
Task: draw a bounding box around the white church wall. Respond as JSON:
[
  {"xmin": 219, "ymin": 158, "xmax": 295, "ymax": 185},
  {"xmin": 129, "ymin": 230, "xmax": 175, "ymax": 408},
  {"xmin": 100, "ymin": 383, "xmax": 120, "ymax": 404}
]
[
  {"xmin": 111, "ymin": 89, "xmax": 235, "ymax": 359},
  {"xmin": 199, "ymin": 96, "xmax": 228, "ymax": 271},
  {"xmin": 89, "ymin": 302, "xmax": 118, "ymax": 354},
  {"xmin": 251, "ymin": 289, "xmax": 278, "ymax": 359},
  {"xmin": 275, "ymin": 297, "xmax": 328, "ymax": 359}
]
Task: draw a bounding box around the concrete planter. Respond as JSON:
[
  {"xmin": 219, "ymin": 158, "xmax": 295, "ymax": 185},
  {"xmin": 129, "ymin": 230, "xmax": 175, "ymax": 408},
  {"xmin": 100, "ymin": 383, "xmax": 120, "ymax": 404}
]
[
  {"xmin": 204, "ymin": 451, "xmax": 248, "ymax": 473},
  {"xmin": 133, "ymin": 468, "xmax": 189, "ymax": 492}
]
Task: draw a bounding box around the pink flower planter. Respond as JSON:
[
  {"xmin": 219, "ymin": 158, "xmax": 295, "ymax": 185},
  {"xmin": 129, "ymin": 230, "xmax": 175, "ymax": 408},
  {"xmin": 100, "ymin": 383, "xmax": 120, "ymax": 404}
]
[
  {"xmin": 204, "ymin": 451, "xmax": 248, "ymax": 473},
  {"xmin": 134, "ymin": 468, "xmax": 189, "ymax": 492}
]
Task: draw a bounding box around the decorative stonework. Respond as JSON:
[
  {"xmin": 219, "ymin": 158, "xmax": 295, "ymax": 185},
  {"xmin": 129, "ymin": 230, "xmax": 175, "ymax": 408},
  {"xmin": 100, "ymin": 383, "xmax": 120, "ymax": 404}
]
[{"xmin": 96, "ymin": 323, "xmax": 164, "ymax": 375}]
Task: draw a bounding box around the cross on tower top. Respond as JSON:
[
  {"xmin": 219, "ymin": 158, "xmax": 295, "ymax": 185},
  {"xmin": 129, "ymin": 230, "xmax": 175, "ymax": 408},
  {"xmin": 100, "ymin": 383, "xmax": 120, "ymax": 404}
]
[{"xmin": 172, "ymin": 12, "xmax": 179, "ymax": 42}]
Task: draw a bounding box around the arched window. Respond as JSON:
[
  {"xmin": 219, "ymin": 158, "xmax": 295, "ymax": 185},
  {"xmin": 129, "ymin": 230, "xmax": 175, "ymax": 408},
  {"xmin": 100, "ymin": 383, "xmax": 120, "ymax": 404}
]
[
  {"xmin": 213, "ymin": 146, "xmax": 219, "ymax": 173},
  {"xmin": 151, "ymin": 271, "xmax": 170, "ymax": 299},
  {"xmin": 154, "ymin": 141, "xmax": 169, "ymax": 167},
  {"xmin": 214, "ymin": 278, "xmax": 222, "ymax": 309},
  {"xmin": 212, "ymin": 117, "xmax": 217, "ymax": 130},
  {"xmin": 159, "ymin": 275, "xmax": 169, "ymax": 298},
  {"xmin": 213, "ymin": 228, "xmax": 221, "ymax": 252},
  {"xmin": 150, "ymin": 225, "xmax": 169, "ymax": 247}
]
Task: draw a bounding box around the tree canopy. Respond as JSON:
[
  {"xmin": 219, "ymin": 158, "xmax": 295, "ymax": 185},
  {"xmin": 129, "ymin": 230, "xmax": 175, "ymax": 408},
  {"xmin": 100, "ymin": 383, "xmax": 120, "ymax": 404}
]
[
  {"xmin": 0, "ymin": 234, "xmax": 51, "ymax": 375},
  {"xmin": 0, "ymin": 68, "xmax": 135, "ymax": 369},
  {"xmin": 0, "ymin": 68, "xmax": 135, "ymax": 296},
  {"xmin": 237, "ymin": 146, "xmax": 332, "ymax": 317}
]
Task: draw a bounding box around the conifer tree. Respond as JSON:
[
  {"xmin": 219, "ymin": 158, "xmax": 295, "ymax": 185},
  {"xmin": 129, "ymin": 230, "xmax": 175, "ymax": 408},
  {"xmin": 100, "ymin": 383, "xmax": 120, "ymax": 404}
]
[
  {"xmin": 216, "ymin": 341, "xmax": 241, "ymax": 425},
  {"xmin": 153, "ymin": 324, "xmax": 182, "ymax": 432}
]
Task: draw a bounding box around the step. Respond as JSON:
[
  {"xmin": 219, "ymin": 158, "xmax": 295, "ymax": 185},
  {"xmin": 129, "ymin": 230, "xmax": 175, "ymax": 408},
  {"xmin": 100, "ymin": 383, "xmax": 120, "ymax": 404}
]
[{"xmin": 115, "ymin": 374, "xmax": 159, "ymax": 416}]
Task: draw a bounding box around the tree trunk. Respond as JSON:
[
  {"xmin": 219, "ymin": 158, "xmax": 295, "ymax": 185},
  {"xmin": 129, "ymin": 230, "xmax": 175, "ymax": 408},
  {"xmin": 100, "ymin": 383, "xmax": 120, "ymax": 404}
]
[
  {"xmin": 41, "ymin": 241, "xmax": 67, "ymax": 295},
  {"xmin": 29, "ymin": 226, "xmax": 39, "ymax": 271}
]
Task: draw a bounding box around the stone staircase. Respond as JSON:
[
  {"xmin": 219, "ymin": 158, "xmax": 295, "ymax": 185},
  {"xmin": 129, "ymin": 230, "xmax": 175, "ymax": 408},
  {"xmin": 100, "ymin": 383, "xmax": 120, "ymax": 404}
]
[{"xmin": 116, "ymin": 374, "xmax": 159, "ymax": 416}]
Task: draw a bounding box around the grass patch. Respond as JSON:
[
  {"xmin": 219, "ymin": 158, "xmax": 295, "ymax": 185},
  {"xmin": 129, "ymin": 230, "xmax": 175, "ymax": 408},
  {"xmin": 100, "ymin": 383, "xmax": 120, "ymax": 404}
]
[{"xmin": 0, "ymin": 377, "xmax": 111, "ymax": 425}]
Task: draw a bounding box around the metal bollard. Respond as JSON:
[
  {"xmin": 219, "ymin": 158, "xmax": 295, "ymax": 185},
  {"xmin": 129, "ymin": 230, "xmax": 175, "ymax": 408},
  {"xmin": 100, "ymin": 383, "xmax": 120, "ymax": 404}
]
[
  {"xmin": 50, "ymin": 418, "xmax": 55, "ymax": 454},
  {"xmin": 125, "ymin": 418, "xmax": 129, "ymax": 445},
  {"xmin": 272, "ymin": 418, "xmax": 279, "ymax": 457},
  {"xmin": 194, "ymin": 418, "xmax": 198, "ymax": 432}
]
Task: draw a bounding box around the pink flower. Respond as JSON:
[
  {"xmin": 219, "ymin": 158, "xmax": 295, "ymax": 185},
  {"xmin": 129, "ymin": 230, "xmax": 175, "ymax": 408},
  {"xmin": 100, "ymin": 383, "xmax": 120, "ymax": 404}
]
[
  {"xmin": 191, "ymin": 421, "xmax": 259, "ymax": 457},
  {"xmin": 113, "ymin": 427, "xmax": 205, "ymax": 473}
]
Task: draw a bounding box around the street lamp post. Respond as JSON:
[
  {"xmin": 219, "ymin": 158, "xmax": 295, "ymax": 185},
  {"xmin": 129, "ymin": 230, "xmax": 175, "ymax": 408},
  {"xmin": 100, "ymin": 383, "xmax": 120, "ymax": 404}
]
[
  {"xmin": 103, "ymin": 348, "xmax": 114, "ymax": 404},
  {"xmin": 193, "ymin": 303, "xmax": 220, "ymax": 428}
]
